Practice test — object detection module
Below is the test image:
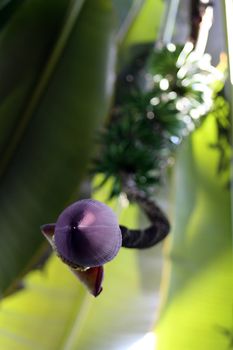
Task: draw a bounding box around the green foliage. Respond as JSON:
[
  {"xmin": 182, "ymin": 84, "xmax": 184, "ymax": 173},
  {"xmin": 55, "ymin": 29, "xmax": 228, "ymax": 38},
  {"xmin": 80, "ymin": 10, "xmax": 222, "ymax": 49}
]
[
  {"xmin": 0, "ymin": 2, "xmax": 231, "ymax": 350},
  {"xmin": 0, "ymin": 0, "xmax": 116, "ymax": 296},
  {"xmin": 0, "ymin": 3, "xmax": 167, "ymax": 349},
  {"xmin": 156, "ymin": 115, "xmax": 232, "ymax": 350}
]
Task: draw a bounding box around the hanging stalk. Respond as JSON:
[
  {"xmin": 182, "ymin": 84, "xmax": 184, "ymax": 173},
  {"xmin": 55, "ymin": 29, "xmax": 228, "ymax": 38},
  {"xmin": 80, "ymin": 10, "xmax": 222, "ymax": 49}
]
[
  {"xmin": 157, "ymin": 0, "xmax": 214, "ymax": 48},
  {"xmin": 120, "ymin": 175, "xmax": 170, "ymax": 248},
  {"xmin": 191, "ymin": 0, "xmax": 214, "ymax": 55},
  {"xmin": 120, "ymin": 0, "xmax": 214, "ymax": 248}
]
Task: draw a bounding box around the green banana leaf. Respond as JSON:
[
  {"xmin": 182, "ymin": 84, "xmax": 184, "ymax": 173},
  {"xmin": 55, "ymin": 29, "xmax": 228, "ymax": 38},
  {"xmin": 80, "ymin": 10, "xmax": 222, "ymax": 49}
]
[
  {"xmin": 0, "ymin": 2, "xmax": 168, "ymax": 349},
  {"xmin": 0, "ymin": 200, "xmax": 164, "ymax": 350},
  {"xmin": 155, "ymin": 114, "xmax": 232, "ymax": 350},
  {"xmin": 0, "ymin": 0, "xmax": 116, "ymax": 295}
]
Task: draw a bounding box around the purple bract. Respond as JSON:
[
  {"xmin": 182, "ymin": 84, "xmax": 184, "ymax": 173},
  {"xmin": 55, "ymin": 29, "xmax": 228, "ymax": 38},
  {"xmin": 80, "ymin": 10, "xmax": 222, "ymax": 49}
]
[{"xmin": 54, "ymin": 199, "xmax": 122, "ymax": 268}]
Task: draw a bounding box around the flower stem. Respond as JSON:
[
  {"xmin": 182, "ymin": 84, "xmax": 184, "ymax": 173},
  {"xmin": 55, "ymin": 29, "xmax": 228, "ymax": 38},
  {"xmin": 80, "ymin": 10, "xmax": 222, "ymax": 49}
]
[{"xmin": 120, "ymin": 176, "xmax": 170, "ymax": 249}]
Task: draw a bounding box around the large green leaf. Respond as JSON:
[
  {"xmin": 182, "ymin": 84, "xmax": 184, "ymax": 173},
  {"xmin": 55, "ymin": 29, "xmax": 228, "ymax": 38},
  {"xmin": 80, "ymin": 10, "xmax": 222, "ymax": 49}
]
[
  {"xmin": 155, "ymin": 115, "xmax": 232, "ymax": 349},
  {"xmin": 0, "ymin": 0, "xmax": 116, "ymax": 295},
  {"xmin": 0, "ymin": 3, "xmax": 168, "ymax": 349},
  {"xmin": 0, "ymin": 201, "xmax": 164, "ymax": 350}
]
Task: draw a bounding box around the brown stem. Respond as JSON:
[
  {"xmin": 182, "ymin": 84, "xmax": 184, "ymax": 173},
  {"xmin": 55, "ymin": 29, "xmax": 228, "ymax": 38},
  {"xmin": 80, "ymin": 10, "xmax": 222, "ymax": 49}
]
[{"xmin": 120, "ymin": 176, "xmax": 170, "ymax": 249}]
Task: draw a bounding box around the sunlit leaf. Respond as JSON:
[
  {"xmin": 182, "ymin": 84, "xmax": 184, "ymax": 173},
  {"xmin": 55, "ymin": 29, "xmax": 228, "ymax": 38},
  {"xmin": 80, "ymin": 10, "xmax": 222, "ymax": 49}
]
[
  {"xmin": 121, "ymin": 0, "xmax": 164, "ymax": 47},
  {"xmin": 156, "ymin": 115, "xmax": 232, "ymax": 350}
]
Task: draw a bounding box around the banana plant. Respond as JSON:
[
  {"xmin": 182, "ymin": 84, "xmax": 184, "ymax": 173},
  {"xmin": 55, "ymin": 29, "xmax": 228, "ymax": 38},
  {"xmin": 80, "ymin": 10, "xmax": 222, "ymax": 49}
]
[
  {"xmin": 0, "ymin": 1, "xmax": 166, "ymax": 350},
  {"xmin": 0, "ymin": 1, "xmax": 231, "ymax": 350}
]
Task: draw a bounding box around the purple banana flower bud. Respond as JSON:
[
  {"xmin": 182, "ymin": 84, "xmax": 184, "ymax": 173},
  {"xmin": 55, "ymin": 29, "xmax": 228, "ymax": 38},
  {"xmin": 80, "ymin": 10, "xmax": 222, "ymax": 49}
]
[
  {"xmin": 54, "ymin": 199, "xmax": 122, "ymax": 269},
  {"xmin": 41, "ymin": 199, "xmax": 121, "ymax": 297}
]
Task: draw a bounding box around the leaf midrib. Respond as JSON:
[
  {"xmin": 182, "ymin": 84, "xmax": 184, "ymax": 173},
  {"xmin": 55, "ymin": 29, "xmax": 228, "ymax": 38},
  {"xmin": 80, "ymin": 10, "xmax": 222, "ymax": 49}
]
[{"xmin": 60, "ymin": 293, "xmax": 92, "ymax": 350}]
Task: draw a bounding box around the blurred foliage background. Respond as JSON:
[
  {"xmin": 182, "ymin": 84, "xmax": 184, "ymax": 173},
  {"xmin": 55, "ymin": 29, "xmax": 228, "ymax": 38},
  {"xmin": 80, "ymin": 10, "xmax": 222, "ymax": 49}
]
[{"xmin": 0, "ymin": 0, "xmax": 232, "ymax": 349}]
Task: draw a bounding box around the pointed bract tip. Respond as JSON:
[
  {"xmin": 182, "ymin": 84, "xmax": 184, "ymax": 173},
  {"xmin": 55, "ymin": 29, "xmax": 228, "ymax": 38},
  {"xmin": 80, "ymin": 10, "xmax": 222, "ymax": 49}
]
[
  {"xmin": 71, "ymin": 266, "xmax": 104, "ymax": 297},
  {"xmin": 40, "ymin": 224, "xmax": 56, "ymax": 245}
]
